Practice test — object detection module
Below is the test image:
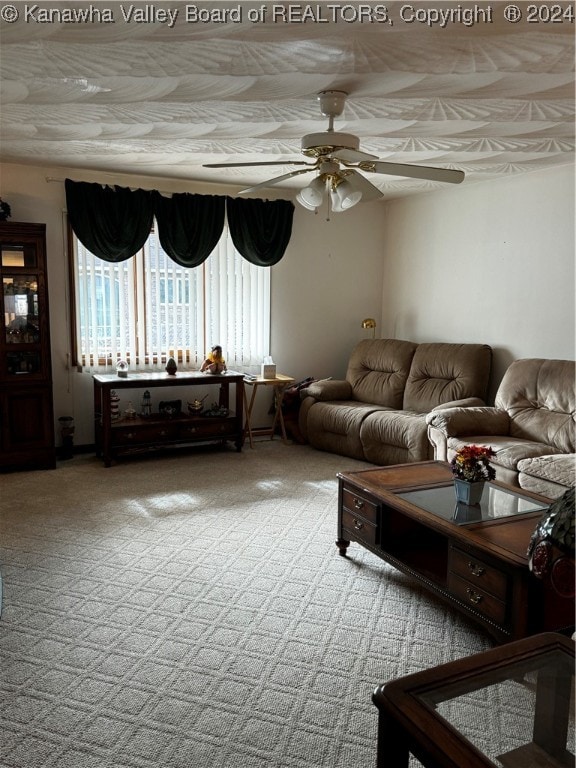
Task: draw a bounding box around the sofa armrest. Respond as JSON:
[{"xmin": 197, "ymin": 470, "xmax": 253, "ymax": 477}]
[
  {"xmin": 426, "ymin": 406, "xmax": 511, "ymax": 436},
  {"xmin": 431, "ymin": 397, "xmax": 485, "ymax": 411},
  {"xmin": 303, "ymin": 379, "xmax": 352, "ymax": 402}
]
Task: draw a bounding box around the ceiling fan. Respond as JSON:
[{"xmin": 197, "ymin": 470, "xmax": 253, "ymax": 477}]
[{"xmin": 203, "ymin": 90, "xmax": 465, "ymax": 213}]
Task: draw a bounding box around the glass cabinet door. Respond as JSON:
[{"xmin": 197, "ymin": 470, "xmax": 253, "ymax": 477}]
[
  {"xmin": 3, "ymin": 275, "xmax": 42, "ymax": 374},
  {"xmin": 0, "ymin": 227, "xmax": 47, "ymax": 383}
]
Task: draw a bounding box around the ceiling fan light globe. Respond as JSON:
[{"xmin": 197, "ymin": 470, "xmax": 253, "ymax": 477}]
[
  {"xmin": 298, "ymin": 177, "xmax": 325, "ymax": 208},
  {"xmin": 296, "ymin": 191, "xmax": 318, "ymax": 210},
  {"xmin": 340, "ymin": 190, "xmax": 362, "ymax": 210},
  {"xmin": 336, "ymin": 180, "xmax": 362, "ymax": 210}
]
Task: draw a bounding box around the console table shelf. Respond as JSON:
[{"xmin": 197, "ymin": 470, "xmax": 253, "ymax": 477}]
[{"xmin": 93, "ymin": 371, "xmax": 244, "ymax": 466}]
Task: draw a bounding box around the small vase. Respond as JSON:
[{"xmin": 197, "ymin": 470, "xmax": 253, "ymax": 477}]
[{"xmin": 454, "ymin": 478, "xmax": 485, "ymax": 506}]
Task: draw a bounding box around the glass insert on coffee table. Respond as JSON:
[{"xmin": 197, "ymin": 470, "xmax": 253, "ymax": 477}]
[
  {"xmin": 372, "ymin": 632, "xmax": 575, "ymax": 768},
  {"xmin": 396, "ymin": 482, "xmax": 549, "ymax": 525}
]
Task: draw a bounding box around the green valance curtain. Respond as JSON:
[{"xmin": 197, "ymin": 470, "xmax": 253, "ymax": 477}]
[
  {"xmin": 65, "ymin": 179, "xmax": 155, "ymax": 262},
  {"xmin": 65, "ymin": 179, "xmax": 294, "ymax": 266},
  {"xmin": 153, "ymin": 192, "xmax": 225, "ymax": 268},
  {"xmin": 226, "ymin": 197, "xmax": 295, "ymax": 267}
]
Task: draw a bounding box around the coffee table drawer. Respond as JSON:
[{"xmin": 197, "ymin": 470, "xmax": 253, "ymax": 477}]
[
  {"xmin": 342, "ymin": 508, "xmax": 378, "ymax": 548},
  {"xmin": 448, "ymin": 572, "xmax": 507, "ymax": 625},
  {"xmin": 342, "ymin": 486, "xmax": 378, "ymax": 525},
  {"xmin": 450, "ymin": 546, "xmax": 508, "ymax": 600}
]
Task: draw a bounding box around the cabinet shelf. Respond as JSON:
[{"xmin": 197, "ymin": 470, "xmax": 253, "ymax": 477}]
[{"xmin": 110, "ymin": 412, "xmax": 238, "ymax": 427}]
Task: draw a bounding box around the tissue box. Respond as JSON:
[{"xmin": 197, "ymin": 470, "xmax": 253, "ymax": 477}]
[{"xmin": 261, "ymin": 364, "xmax": 277, "ymax": 379}]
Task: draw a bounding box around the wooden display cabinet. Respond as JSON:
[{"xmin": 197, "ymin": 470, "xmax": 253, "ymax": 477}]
[{"xmin": 0, "ymin": 222, "xmax": 55, "ymax": 471}]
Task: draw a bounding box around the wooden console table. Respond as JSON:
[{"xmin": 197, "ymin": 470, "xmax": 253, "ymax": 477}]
[
  {"xmin": 93, "ymin": 371, "xmax": 244, "ymax": 466},
  {"xmin": 337, "ymin": 461, "xmax": 572, "ymax": 642}
]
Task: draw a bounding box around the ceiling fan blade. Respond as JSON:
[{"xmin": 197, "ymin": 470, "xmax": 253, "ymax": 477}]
[
  {"xmin": 360, "ymin": 161, "xmax": 465, "ymax": 185},
  {"xmin": 238, "ymin": 167, "xmax": 316, "ymax": 195},
  {"xmin": 331, "ymin": 147, "xmax": 378, "ymax": 163},
  {"xmin": 342, "ymin": 170, "xmax": 384, "ymax": 201},
  {"xmin": 203, "ymin": 161, "xmax": 311, "ymax": 168}
]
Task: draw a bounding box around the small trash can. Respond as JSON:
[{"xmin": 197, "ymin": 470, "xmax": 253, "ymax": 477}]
[{"xmin": 58, "ymin": 416, "xmax": 75, "ymax": 460}]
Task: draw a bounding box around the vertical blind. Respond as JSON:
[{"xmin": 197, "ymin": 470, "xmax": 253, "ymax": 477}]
[{"xmin": 73, "ymin": 221, "xmax": 270, "ymax": 372}]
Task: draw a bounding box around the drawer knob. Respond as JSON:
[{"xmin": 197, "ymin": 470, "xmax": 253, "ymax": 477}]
[
  {"xmin": 466, "ymin": 587, "xmax": 483, "ymax": 605},
  {"xmin": 468, "ymin": 562, "xmax": 485, "ymax": 577},
  {"xmin": 353, "ymin": 519, "xmax": 364, "ymax": 531},
  {"xmin": 353, "ymin": 498, "xmax": 365, "ymax": 510}
]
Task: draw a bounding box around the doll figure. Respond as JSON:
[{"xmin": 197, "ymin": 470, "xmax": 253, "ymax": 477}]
[{"xmin": 201, "ymin": 345, "xmax": 227, "ymax": 374}]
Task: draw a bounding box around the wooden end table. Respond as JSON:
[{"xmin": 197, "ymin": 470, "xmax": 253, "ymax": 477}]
[{"xmin": 372, "ymin": 632, "xmax": 575, "ymax": 768}]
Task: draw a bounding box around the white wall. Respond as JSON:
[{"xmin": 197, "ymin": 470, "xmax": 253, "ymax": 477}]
[
  {"xmin": 380, "ymin": 164, "xmax": 575, "ymax": 401},
  {"xmin": 0, "ymin": 162, "xmax": 386, "ymax": 444}
]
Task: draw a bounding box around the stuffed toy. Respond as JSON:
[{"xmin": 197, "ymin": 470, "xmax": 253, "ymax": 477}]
[{"xmin": 201, "ymin": 345, "xmax": 226, "ymax": 374}]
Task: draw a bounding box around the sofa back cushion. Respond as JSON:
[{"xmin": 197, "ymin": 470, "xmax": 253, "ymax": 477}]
[
  {"xmin": 347, "ymin": 339, "xmax": 417, "ymax": 407},
  {"xmin": 495, "ymin": 358, "xmax": 576, "ymax": 453},
  {"xmin": 403, "ymin": 343, "xmax": 492, "ymax": 413}
]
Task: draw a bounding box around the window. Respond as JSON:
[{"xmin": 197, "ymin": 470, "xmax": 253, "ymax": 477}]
[{"xmin": 70, "ymin": 220, "xmax": 270, "ymax": 372}]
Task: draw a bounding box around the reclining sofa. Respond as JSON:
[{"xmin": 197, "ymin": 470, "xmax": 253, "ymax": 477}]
[
  {"xmin": 299, "ymin": 338, "xmax": 492, "ymax": 464},
  {"xmin": 427, "ymin": 358, "xmax": 575, "ymax": 498}
]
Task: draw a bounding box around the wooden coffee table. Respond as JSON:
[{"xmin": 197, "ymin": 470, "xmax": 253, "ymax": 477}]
[
  {"xmin": 372, "ymin": 632, "xmax": 575, "ymax": 768},
  {"xmin": 337, "ymin": 461, "xmax": 572, "ymax": 642}
]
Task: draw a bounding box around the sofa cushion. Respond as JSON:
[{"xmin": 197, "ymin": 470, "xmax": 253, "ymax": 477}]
[
  {"xmin": 518, "ymin": 475, "xmax": 567, "ymax": 498},
  {"xmin": 496, "ymin": 358, "xmax": 575, "ymax": 453},
  {"xmin": 518, "ymin": 454, "xmax": 576, "ymax": 488},
  {"xmin": 346, "ymin": 338, "xmax": 417, "ymax": 408},
  {"xmin": 306, "ymin": 401, "xmax": 391, "ymax": 460},
  {"xmin": 403, "ymin": 343, "xmax": 492, "ymax": 413},
  {"xmin": 446, "ymin": 435, "xmax": 560, "ymax": 472},
  {"xmin": 360, "ymin": 410, "xmax": 432, "ymax": 465}
]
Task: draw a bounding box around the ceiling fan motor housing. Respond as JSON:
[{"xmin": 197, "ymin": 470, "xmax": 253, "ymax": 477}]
[{"xmin": 301, "ymin": 131, "xmax": 360, "ymax": 158}]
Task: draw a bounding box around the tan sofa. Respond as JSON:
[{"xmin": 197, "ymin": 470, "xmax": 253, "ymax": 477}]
[
  {"xmin": 427, "ymin": 358, "xmax": 576, "ymax": 498},
  {"xmin": 299, "ymin": 339, "xmax": 492, "ymax": 464}
]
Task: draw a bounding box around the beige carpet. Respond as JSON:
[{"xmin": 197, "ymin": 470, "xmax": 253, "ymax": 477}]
[{"xmin": 1, "ymin": 443, "xmax": 505, "ymax": 767}]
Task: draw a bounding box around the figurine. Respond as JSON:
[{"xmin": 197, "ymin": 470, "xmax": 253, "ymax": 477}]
[
  {"xmin": 110, "ymin": 390, "xmax": 121, "ymax": 421},
  {"xmin": 124, "ymin": 401, "xmax": 137, "ymax": 420},
  {"xmin": 0, "ymin": 198, "xmax": 11, "ymax": 222},
  {"xmin": 165, "ymin": 356, "xmax": 177, "ymax": 375},
  {"xmin": 188, "ymin": 394, "xmax": 208, "ymax": 414},
  {"xmin": 201, "ymin": 345, "xmax": 227, "ymax": 374},
  {"xmin": 140, "ymin": 390, "xmax": 152, "ymax": 417}
]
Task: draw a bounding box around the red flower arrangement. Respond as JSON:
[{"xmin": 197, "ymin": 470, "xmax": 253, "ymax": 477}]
[{"xmin": 450, "ymin": 444, "xmax": 496, "ymax": 483}]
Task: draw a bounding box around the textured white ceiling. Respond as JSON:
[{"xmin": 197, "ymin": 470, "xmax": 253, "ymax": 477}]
[{"xmin": 0, "ymin": 1, "xmax": 574, "ymax": 200}]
